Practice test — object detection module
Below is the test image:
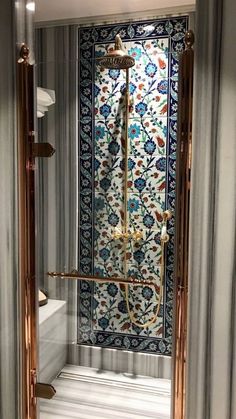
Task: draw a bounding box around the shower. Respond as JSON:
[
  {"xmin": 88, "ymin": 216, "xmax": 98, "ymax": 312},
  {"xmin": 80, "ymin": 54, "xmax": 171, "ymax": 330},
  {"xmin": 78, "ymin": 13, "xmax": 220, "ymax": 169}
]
[
  {"xmin": 31, "ymin": 16, "xmax": 193, "ymax": 419},
  {"xmin": 96, "ymin": 34, "xmax": 135, "ymax": 69},
  {"xmin": 96, "ymin": 34, "xmax": 172, "ymax": 328}
]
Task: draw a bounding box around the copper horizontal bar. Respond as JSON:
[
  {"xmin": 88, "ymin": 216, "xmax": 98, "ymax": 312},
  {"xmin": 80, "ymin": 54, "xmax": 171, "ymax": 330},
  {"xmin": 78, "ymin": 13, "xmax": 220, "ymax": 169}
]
[{"xmin": 47, "ymin": 271, "xmax": 154, "ymax": 286}]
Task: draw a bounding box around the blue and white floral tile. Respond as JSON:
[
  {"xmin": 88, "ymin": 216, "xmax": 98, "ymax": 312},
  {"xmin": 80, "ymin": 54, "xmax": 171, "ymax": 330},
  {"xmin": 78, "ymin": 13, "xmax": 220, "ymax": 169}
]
[
  {"xmin": 78, "ymin": 16, "xmax": 188, "ymax": 355},
  {"xmin": 128, "ymin": 77, "xmax": 168, "ymax": 119},
  {"xmin": 94, "ymin": 155, "xmax": 124, "ymax": 193},
  {"xmin": 95, "ymin": 117, "xmax": 125, "ymax": 158},
  {"xmin": 95, "ymin": 116, "xmax": 167, "ymax": 158},
  {"xmin": 127, "ymin": 156, "xmax": 166, "ymax": 194},
  {"xmin": 127, "ymin": 192, "xmax": 165, "ymax": 231},
  {"xmin": 94, "ymin": 192, "xmax": 124, "ymax": 230},
  {"xmin": 93, "ymin": 271, "xmax": 163, "ymax": 337},
  {"xmin": 94, "ymin": 155, "xmax": 166, "ymax": 194},
  {"xmin": 128, "ymin": 117, "xmax": 167, "ymax": 157},
  {"xmin": 126, "ymin": 229, "xmax": 162, "ymax": 266},
  {"xmin": 94, "ymin": 78, "xmax": 127, "ymax": 120},
  {"xmin": 94, "ymin": 230, "xmax": 125, "ymax": 276},
  {"xmin": 124, "ymin": 38, "xmax": 169, "ymax": 57}
]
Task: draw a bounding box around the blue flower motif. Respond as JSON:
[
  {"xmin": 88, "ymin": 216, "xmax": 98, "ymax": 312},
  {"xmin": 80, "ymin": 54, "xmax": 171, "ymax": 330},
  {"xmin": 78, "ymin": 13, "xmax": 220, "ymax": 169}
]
[
  {"xmin": 145, "ymin": 62, "xmax": 158, "ymax": 77},
  {"xmin": 135, "ymin": 102, "xmax": 148, "ymax": 116},
  {"xmin": 100, "ymin": 104, "xmax": 111, "ymax": 118},
  {"xmin": 108, "ymin": 213, "xmax": 119, "ymax": 226},
  {"xmin": 120, "ymin": 82, "xmax": 136, "ymax": 95},
  {"xmin": 133, "ymin": 250, "xmax": 145, "ymax": 264},
  {"xmin": 157, "ymin": 80, "xmax": 168, "ymax": 94},
  {"xmin": 98, "ymin": 317, "xmax": 109, "ymax": 330},
  {"xmin": 149, "ymin": 342, "xmax": 157, "ymax": 351},
  {"xmin": 129, "ymin": 82, "xmax": 136, "ymax": 95},
  {"xmin": 129, "ymin": 46, "xmax": 142, "ymax": 60},
  {"xmin": 100, "ymin": 178, "xmax": 111, "ymax": 191},
  {"xmin": 108, "ymin": 140, "xmax": 120, "ymax": 155},
  {"xmin": 99, "ymin": 248, "xmax": 110, "ymax": 261},
  {"xmin": 154, "ymin": 232, "xmax": 161, "ymax": 245},
  {"xmin": 92, "ymin": 298, "xmax": 99, "ymax": 310},
  {"xmin": 127, "ymin": 268, "xmax": 138, "ymax": 278},
  {"xmin": 94, "ymin": 85, "xmax": 100, "ymax": 97},
  {"xmin": 129, "ymin": 124, "xmax": 141, "ymax": 139},
  {"xmin": 163, "ymin": 126, "xmax": 167, "ymax": 136},
  {"xmin": 108, "ymin": 69, "xmax": 120, "ymax": 79},
  {"xmin": 128, "ymin": 158, "xmax": 135, "ymax": 170},
  {"xmin": 143, "ymin": 214, "xmax": 155, "ymax": 228},
  {"xmin": 94, "ymin": 266, "xmax": 104, "ymax": 276},
  {"xmin": 144, "ymin": 139, "xmax": 156, "ymax": 155},
  {"xmin": 118, "ymin": 300, "xmax": 128, "ymax": 314},
  {"xmin": 127, "ymin": 198, "xmax": 139, "ymax": 213},
  {"xmin": 95, "ymin": 125, "xmax": 105, "ymax": 140},
  {"xmin": 156, "ymin": 157, "xmax": 166, "ymax": 172},
  {"xmin": 95, "ymin": 197, "xmax": 105, "ymax": 211},
  {"xmin": 134, "ymin": 177, "xmax": 146, "ymax": 192},
  {"xmin": 142, "ymin": 286, "xmax": 154, "ymax": 300},
  {"xmin": 94, "ymin": 229, "xmax": 100, "ymax": 241},
  {"xmin": 95, "ymin": 50, "xmax": 104, "ymax": 58},
  {"xmin": 94, "ymin": 158, "xmax": 100, "ymax": 170},
  {"xmin": 107, "ymin": 283, "xmax": 118, "ymax": 297},
  {"xmin": 81, "ymin": 281, "xmax": 89, "ymax": 291}
]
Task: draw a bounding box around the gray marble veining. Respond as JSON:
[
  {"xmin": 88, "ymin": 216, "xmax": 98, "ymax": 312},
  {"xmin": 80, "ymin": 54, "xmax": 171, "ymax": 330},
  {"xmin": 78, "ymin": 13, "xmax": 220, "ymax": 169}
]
[
  {"xmin": 40, "ymin": 365, "xmax": 171, "ymax": 419},
  {"xmin": 39, "ymin": 299, "xmax": 67, "ymax": 383},
  {"xmin": 68, "ymin": 344, "xmax": 172, "ymax": 379}
]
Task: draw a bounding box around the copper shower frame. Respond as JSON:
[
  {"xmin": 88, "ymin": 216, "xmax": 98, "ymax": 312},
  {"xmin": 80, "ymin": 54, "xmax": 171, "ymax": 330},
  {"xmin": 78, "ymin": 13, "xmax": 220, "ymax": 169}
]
[
  {"xmin": 17, "ymin": 44, "xmax": 37, "ymax": 419},
  {"xmin": 172, "ymin": 30, "xmax": 194, "ymax": 419},
  {"xmin": 17, "ymin": 30, "xmax": 194, "ymax": 419}
]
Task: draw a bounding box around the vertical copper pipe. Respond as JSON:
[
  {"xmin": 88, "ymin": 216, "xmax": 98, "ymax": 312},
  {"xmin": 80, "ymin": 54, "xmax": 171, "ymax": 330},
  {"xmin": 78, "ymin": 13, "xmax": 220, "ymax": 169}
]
[
  {"xmin": 172, "ymin": 31, "xmax": 194, "ymax": 419},
  {"xmin": 17, "ymin": 44, "xmax": 37, "ymax": 419}
]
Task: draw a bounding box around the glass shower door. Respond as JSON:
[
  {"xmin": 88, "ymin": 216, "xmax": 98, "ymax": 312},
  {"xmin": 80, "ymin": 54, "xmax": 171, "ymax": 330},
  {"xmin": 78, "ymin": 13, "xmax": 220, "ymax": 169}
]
[{"xmin": 35, "ymin": 15, "xmax": 189, "ymax": 418}]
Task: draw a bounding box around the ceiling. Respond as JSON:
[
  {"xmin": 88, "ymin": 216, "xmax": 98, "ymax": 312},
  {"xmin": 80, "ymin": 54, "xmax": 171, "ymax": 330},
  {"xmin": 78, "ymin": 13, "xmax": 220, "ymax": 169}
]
[{"xmin": 35, "ymin": 0, "xmax": 195, "ymax": 23}]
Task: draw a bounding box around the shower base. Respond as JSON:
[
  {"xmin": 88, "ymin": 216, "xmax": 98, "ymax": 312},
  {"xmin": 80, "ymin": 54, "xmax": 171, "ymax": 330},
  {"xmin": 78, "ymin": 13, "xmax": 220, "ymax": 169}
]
[{"xmin": 40, "ymin": 364, "xmax": 171, "ymax": 419}]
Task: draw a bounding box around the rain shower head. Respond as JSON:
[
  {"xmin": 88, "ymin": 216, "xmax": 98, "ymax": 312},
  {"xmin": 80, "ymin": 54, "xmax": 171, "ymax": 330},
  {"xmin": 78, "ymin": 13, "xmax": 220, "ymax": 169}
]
[{"xmin": 96, "ymin": 34, "xmax": 135, "ymax": 70}]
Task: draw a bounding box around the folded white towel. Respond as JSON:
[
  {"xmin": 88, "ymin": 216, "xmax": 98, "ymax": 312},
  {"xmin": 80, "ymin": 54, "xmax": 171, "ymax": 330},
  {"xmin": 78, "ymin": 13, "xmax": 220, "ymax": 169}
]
[{"xmin": 37, "ymin": 87, "xmax": 56, "ymax": 118}]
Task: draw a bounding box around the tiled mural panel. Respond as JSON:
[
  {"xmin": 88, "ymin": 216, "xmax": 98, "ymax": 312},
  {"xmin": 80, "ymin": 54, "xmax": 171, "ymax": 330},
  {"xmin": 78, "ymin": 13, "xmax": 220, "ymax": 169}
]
[{"xmin": 78, "ymin": 17, "xmax": 188, "ymax": 355}]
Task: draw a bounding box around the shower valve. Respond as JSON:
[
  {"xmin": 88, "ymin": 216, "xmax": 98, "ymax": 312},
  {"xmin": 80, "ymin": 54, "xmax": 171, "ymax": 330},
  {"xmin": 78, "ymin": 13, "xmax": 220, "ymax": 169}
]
[
  {"xmin": 132, "ymin": 230, "xmax": 143, "ymax": 241},
  {"xmin": 112, "ymin": 228, "xmax": 143, "ymax": 242}
]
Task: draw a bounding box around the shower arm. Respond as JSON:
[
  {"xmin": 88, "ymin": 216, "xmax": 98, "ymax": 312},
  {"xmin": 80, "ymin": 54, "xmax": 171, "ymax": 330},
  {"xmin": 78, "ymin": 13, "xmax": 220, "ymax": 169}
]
[{"xmin": 47, "ymin": 271, "xmax": 155, "ymax": 286}]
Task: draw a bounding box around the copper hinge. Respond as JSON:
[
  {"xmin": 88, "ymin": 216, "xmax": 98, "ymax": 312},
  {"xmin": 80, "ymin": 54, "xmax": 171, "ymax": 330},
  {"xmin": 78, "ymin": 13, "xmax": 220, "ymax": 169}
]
[
  {"xmin": 31, "ymin": 370, "xmax": 56, "ymax": 400},
  {"xmin": 31, "ymin": 143, "xmax": 56, "ymax": 158},
  {"xmin": 35, "ymin": 382, "xmax": 56, "ymax": 399}
]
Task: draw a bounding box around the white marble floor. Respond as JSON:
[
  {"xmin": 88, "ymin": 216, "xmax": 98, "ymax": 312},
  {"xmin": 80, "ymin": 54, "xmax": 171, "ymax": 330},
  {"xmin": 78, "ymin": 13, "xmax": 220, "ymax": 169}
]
[{"xmin": 40, "ymin": 365, "xmax": 171, "ymax": 419}]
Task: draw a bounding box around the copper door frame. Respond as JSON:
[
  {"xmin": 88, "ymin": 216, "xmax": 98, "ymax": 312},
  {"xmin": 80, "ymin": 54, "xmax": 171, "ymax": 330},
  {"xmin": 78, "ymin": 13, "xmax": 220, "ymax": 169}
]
[
  {"xmin": 16, "ymin": 32, "xmax": 194, "ymax": 419},
  {"xmin": 172, "ymin": 30, "xmax": 194, "ymax": 419},
  {"xmin": 17, "ymin": 44, "xmax": 37, "ymax": 419}
]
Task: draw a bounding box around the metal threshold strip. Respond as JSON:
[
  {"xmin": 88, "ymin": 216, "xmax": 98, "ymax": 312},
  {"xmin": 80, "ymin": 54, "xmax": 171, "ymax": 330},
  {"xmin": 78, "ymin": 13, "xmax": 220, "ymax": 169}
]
[{"xmin": 47, "ymin": 271, "xmax": 155, "ymax": 286}]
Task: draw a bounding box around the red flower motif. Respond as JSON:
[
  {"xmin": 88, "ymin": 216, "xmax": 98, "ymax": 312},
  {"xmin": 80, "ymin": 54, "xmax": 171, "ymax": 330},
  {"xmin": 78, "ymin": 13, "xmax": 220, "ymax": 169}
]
[
  {"xmin": 160, "ymin": 104, "xmax": 168, "ymax": 115},
  {"xmin": 155, "ymin": 211, "xmax": 163, "ymax": 222},
  {"xmin": 157, "ymin": 136, "xmax": 165, "ymax": 147},
  {"xmin": 158, "ymin": 57, "xmax": 166, "ymax": 69},
  {"xmin": 158, "ymin": 181, "xmax": 166, "ymax": 191},
  {"xmin": 121, "ymin": 322, "xmax": 131, "ymax": 331}
]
